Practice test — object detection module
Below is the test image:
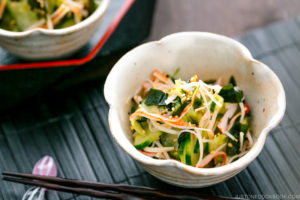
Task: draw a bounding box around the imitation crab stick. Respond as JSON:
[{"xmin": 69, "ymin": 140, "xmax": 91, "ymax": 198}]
[
  {"xmin": 0, "ymin": 0, "xmax": 7, "ymax": 19},
  {"xmin": 152, "ymin": 69, "xmax": 170, "ymax": 83},
  {"xmin": 52, "ymin": 4, "xmax": 70, "ymax": 25},
  {"xmin": 130, "ymin": 109, "xmax": 194, "ymax": 127},
  {"xmin": 63, "ymin": 0, "xmax": 83, "ymax": 23},
  {"xmin": 197, "ymin": 151, "xmax": 228, "ymax": 168}
]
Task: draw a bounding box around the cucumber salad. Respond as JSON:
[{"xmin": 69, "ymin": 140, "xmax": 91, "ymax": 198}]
[
  {"xmin": 0, "ymin": 0, "xmax": 101, "ymax": 31},
  {"xmin": 129, "ymin": 69, "xmax": 253, "ymax": 168}
]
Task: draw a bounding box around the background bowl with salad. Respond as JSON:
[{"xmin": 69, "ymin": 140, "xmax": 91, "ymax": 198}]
[
  {"xmin": 104, "ymin": 32, "xmax": 286, "ymax": 187},
  {"xmin": 0, "ymin": 0, "xmax": 109, "ymax": 59}
]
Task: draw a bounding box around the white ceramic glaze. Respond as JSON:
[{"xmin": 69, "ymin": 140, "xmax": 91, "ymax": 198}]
[
  {"xmin": 104, "ymin": 32, "xmax": 286, "ymax": 187},
  {"xmin": 0, "ymin": 0, "xmax": 110, "ymax": 60}
]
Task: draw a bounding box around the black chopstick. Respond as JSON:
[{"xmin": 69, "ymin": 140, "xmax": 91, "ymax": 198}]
[
  {"xmin": 2, "ymin": 171, "xmax": 245, "ymax": 200},
  {"xmin": 2, "ymin": 176, "xmax": 140, "ymax": 200},
  {"xmin": 3, "ymin": 171, "xmax": 167, "ymax": 198}
]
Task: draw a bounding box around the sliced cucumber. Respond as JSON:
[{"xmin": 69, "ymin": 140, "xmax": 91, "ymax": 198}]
[
  {"xmin": 184, "ymin": 107, "xmax": 203, "ymax": 124},
  {"xmin": 185, "ymin": 134, "xmax": 192, "ymax": 165},
  {"xmin": 216, "ymin": 95, "xmax": 224, "ymax": 107},
  {"xmin": 179, "ymin": 137, "xmax": 186, "ymax": 163},
  {"xmin": 132, "ymin": 117, "xmax": 162, "ymax": 150},
  {"xmin": 160, "ymin": 133, "xmax": 179, "ymax": 159},
  {"xmin": 194, "ymin": 140, "xmax": 199, "ymax": 153},
  {"xmin": 179, "ymin": 132, "xmax": 199, "ymax": 166},
  {"xmin": 134, "ymin": 129, "xmax": 162, "ymax": 150},
  {"xmin": 171, "ymin": 97, "xmax": 182, "ymax": 116},
  {"xmin": 8, "ymin": 1, "xmax": 40, "ymax": 31},
  {"xmin": 204, "ymin": 142, "xmax": 210, "ymax": 154},
  {"xmin": 131, "ymin": 120, "xmax": 145, "ymax": 136},
  {"xmin": 191, "ymin": 135, "xmax": 200, "ymax": 166},
  {"xmin": 209, "ymin": 95, "xmax": 225, "ymax": 112},
  {"xmin": 193, "ymin": 97, "xmax": 202, "ymax": 109},
  {"xmin": 204, "ymin": 134, "xmax": 228, "ymax": 164},
  {"xmin": 209, "ymin": 134, "xmax": 227, "ymax": 152},
  {"xmin": 55, "ymin": 17, "xmax": 76, "ymax": 29}
]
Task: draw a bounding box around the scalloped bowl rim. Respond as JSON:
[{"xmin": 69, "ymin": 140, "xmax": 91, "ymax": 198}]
[
  {"xmin": 0, "ymin": 0, "xmax": 110, "ymax": 37},
  {"xmin": 105, "ymin": 32, "xmax": 286, "ymax": 176}
]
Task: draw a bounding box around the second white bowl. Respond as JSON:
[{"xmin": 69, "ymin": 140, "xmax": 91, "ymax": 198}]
[{"xmin": 0, "ymin": 0, "xmax": 110, "ymax": 60}]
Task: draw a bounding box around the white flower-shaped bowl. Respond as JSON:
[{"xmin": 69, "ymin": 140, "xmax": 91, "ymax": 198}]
[
  {"xmin": 104, "ymin": 32, "xmax": 286, "ymax": 187},
  {"xmin": 0, "ymin": 0, "xmax": 110, "ymax": 60}
]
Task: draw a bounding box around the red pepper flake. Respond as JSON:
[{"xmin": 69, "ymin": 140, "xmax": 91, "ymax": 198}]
[{"xmin": 244, "ymin": 103, "xmax": 250, "ymax": 114}]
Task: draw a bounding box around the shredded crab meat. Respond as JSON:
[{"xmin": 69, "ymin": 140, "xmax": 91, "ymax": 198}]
[
  {"xmin": 155, "ymin": 152, "xmax": 164, "ymax": 159},
  {"xmin": 0, "ymin": 0, "xmax": 7, "ymax": 19},
  {"xmin": 199, "ymin": 110, "xmax": 210, "ymax": 129},
  {"xmin": 196, "ymin": 143, "xmax": 227, "ymax": 168},
  {"xmin": 165, "ymin": 94, "xmax": 177, "ymax": 105},
  {"xmin": 239, "ymin": 132, "xmax": 244, "ymax": 151},
  {"xmin": 144, "ymin": 146, "xmax": 174, "ymax": 153},
  {"xmin": 81, "ymin": 9, "xmax": 89, "ymax": 17},
  {"xmin": 142, "ymin": 80, "xmax": 153, "ymax": 91},
  {"xmin": 153, "ymin": 82, "xmax": 171, "ymax": 91},
  {"xmin": 51, "ymin": 4, "xmax": 70, "ymax": 26},
  {"xmin": 150, "ymin": 120, "xmax": 178, "ymax": 135},
  {"xmin": 217, "ymin": 103, "xmax": 237, "ymax": 133},
  {"xmin": 133, "ymin": 95, "xmax": 142, "ymax": 104},
  {"xmin": 208, "ymin": 108, "xmax": 219, "ymax": 139},
  {"xmin": 139, "ymin": 150, "xmax": 156, "ymax": 157},
  {"xmin": 154, "ymin": 141, "xmax": 171, "ymax": 159},
  {"xmin": 140, "ymin": 141, "xmax": 172, "ymax": 159},
  {"xmin": 195, "ymin": 130, "xmax": 204, "ymax": 164},
  {"xmin": 224, "ymin": 131, "xmax": 236, "ymax": 141},
  {"xmin": 152, "ymin": 70, "xmax": 174, "ymax": 87},
  {"xmin": 178, "ymin": 129, "xmax": 212, "ymax": 143},
  {"xmin": 216, "ymin": 77, "xmax": 224, "ymax": 86},
  {"xmin": 195, "ymin": 103, "xmax": 210, "ymax": 112},
  {"xmin": 228, "ymin": 151, "xmax": 248, "ymax": 164},
  {"xmin": 131, "ymin": 108, "xmax": 212, "ymax": 132},
  {"xmin": 199, "ymin": 87, "xmax": 211, "ymax": 117},
  {"xmin": 165, "ymin": 121, "xmax": 211, "ymax": 132},
  {"xmin": 242, "ymin": 140, "xmax": 249, "ymax": 152},
  {"xmin": 47, "ymin": 14, "xmax": 53, "ymax": 29},
  {"xmin": 178, "ymin": 130, "xmax": 211, "ymax": 144},
  {"xmin": 180, "ymin": 81, "xmax": 222, "ymax": 91},
  {"xmin": 148, "ymin": 120, "xmax": 158, "ymax": 133},
  {"xmin": 246, "ymin": 131, "xmax": 253, "ymax": 147},
  {"xmin": 239, "ymin": 103, "xmax": 245, "ymax": 123},
  {"xmin": 227, "ymin": 112, "xmax": 242, "ymax": 133},
  {"xmin": 197, "ymin": 151, "xmax": 228, "ymax": 168},
  {"xmin": 181, "ymin": 80, "xmax": 220, "ymax": 115},
  {"xmin": 26, "ymin": 19, "xmax": 46, "ymax": 30},
  {"xmin": 63, "ymin": 0, "xmax": 83, "ymax": 22},
  {"xmin": 198, "ymin": 80, "xmax": 222, "ymax": 107}
]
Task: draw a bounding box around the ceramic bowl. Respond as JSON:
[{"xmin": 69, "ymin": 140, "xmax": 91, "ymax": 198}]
[
  {"xmin": 0, "ymin": 0, "xmax": 110, "ymax": 60},
  {"xmin": 104, "ymin": 32, "xmax": 286, "ymax": 187}
]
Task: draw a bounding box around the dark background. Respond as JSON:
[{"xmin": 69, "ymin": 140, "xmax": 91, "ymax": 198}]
[{"xmin": 149, "ymin": 0, "xmax": 300, "ymax": 39}]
